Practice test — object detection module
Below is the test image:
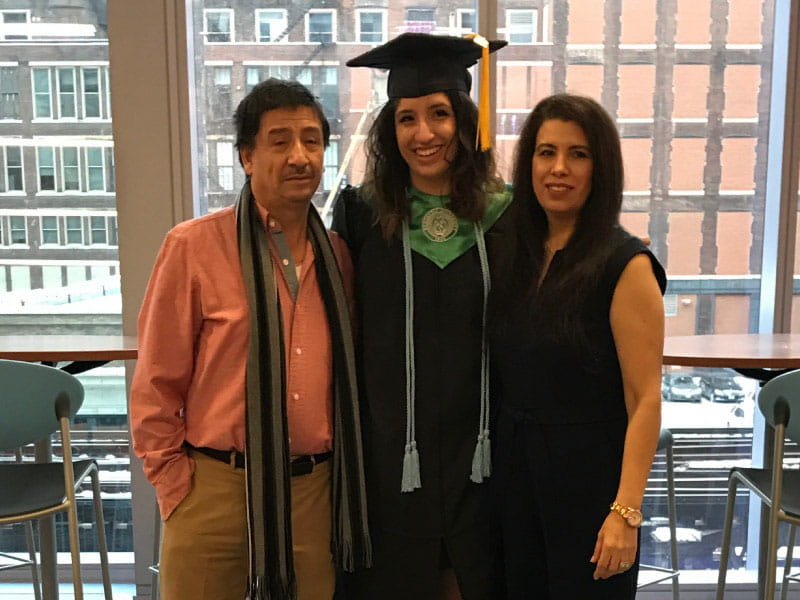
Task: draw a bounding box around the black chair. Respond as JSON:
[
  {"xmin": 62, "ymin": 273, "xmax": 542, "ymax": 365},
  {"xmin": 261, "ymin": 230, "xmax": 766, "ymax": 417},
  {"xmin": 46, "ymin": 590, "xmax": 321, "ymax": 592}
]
[
  {"xmin": 0, "ymin": 359, "xmax": 112, "ymax": 600},
  {"xmin": 716, "ymin": 369, "xmax": 800, "ymax": 600},
  {"xmin": 638, "ymin": 428, "xmax": 680, "ymax": 599}
]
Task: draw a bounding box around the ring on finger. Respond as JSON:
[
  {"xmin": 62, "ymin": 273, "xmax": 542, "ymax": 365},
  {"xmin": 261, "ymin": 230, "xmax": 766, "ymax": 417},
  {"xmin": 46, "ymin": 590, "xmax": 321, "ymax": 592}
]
[{"xmin": 619, "ymin": 561, "xmax": 632, "ymax": 570}]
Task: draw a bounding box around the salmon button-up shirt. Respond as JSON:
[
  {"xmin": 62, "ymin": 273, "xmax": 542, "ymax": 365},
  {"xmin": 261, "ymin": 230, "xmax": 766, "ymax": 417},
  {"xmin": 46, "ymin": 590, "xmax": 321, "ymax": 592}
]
[{"xmin": 130, "ymin": 204, "xmax": 353, "ymax": 519}]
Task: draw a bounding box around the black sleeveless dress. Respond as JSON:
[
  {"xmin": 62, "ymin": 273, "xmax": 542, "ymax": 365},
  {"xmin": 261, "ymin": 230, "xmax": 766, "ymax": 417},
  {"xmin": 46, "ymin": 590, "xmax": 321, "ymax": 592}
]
[{"xmin": 491, "ymin": 229, "xmax": 666, "ymax": 599}]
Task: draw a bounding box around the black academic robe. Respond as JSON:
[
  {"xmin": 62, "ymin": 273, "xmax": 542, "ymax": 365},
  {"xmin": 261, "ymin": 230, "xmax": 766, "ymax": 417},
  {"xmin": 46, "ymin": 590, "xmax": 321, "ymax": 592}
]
[{"xmin": 332, "ymin": 187, "xmax": 516, "ymax": 600}]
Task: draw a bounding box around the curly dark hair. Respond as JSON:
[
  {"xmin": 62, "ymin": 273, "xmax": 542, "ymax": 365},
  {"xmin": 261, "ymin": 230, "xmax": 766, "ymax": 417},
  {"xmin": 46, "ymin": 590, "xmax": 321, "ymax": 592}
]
[
  {"xmin": 362, "ymin": 90, "xmax": 503, "ymax": 239},
  {"xmin": 494, "ymin": 94, "xmax": 624, "ymax": 351}
]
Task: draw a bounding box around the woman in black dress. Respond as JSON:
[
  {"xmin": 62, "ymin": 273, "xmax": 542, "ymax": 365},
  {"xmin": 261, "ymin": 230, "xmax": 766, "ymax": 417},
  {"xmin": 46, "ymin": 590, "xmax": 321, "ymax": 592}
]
[
  {"xmin": 491, "ymin": 94, "xmax": 666, "ymax": 598},
  {"xmin": 333, "ymin": 33, "xmax": 512, "ymax": 600}
]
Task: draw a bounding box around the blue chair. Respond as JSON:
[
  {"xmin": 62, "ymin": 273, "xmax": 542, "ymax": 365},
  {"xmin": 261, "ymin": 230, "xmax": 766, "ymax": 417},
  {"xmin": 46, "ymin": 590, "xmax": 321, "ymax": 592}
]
[
  {"xmin": 0, "ymin": 359, "xmax": 112, "ymax": 600},
  {"xmin": 716, "ymin": 369, "xmax": 800, "ymax": 600}
]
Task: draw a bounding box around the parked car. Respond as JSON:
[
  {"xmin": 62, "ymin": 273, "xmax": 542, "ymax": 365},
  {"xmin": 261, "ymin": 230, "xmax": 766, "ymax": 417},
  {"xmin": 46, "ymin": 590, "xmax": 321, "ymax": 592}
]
[
  {"xmin": 661, "ymin": 374, "xmax": 704, "ymax": 402},
  {"xmin": 700, "ymin": 375, "xmax": 746, "ymax": 403}
]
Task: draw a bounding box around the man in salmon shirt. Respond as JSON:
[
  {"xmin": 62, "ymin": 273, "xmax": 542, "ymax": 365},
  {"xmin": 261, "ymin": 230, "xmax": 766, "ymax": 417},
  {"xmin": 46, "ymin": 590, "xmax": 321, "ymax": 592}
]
[{"xmin": 130, "ymin": 79, "xmax": 371, "ymax": 600}]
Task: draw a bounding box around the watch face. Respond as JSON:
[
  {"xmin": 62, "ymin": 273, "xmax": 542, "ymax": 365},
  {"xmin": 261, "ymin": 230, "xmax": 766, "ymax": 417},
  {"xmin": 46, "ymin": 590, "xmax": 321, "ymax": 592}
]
[{"xmin": 626, "ymin": 510, "xmax": 643, "ymax": 527}]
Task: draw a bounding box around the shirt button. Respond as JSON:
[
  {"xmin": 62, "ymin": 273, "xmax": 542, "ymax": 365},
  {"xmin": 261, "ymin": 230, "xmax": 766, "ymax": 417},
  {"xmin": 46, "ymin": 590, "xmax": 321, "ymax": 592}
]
[
  {"xmin": 293, "ymin": 393, "xmax": 300, "ymax": 400},
  {"xmin": 282, "ymin": 258, "xmax": 289, "ymax": 266},
  {"xmin": 269, "ymin": 220, "xmax": 277, "ymax": 228},
  {"xmin": 295, "ymin": 348, "xmax": 302, "ymax": 355}
]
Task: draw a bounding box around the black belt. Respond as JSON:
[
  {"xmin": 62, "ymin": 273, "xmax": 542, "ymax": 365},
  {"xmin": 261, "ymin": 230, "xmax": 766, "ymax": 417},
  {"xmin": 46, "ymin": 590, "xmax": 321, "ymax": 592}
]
[{"xmin": 186, "ymin": 444, "xmax": 332, "ymax": 477}]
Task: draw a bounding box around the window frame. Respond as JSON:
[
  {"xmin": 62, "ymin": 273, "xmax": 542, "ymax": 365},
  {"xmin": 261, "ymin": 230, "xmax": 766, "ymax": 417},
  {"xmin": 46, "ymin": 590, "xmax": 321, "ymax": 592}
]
[
  {"xmin": 0, "ymin": 65, "xmax": 20, "ymax": 120},
  {"xmin": 31, "ymin": 68, "xmax": 53, "ymax": 120},
  {"xmin": 39, "ymin": 215, "xmax": 60, "ymax": 246},
  {"xmin": 505, "ymin": 9, "xmax": 538, "ymax": 45},
  {"xmin": 56, "ymin": 67, "xmax": 77, "ymax": 120},
  {"xmin": 8, "ymin": 215, "xmax": 27, "ymax": 246},
  {"xmin": 3, "ymin": 146, "xmax": 23, "ymax": 194},
  {"xmin": 356, "ymin": 9, "xmax": 387, "ymax": 44},
  {"xmin": 60, "ymin": 146, "xmax": 81, "ymax": 192},
  {"xmin": 85, "ymin": 146, "xmax": 107, "ymax": 192},
  {"xmin": 306, "ymin": 9, "xmax": 336, "ymax": 44},
  {"xmin": 255, "ymin": 9, "xmax": 288, "ymax": 43},
  {"xmin": 0, "ymin": 9, "xmax": 30, "ymax": 41},
  {"xmin": 36, "ymin": 146, "xmax": 56, "ymax": 193},
  {"xmin": 203, "ymin": 8, "xmax": 234, "ymax": 44},
  {"xmin": 81, "ymin": 66, "xmax": 103, "ymax": 119},
  {"xmin": 456, "ymin": 9, "xmax": 477, "ymax": 34}
]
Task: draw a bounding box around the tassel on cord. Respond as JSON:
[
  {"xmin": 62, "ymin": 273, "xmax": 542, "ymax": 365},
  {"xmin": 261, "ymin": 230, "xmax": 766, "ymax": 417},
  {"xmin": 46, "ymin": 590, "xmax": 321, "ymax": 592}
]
[
  {"xmin": 466, "ymin": 33, "xmax": 491, "ymax": 151},
  {"xmin": 481, "ymin": 429, "xmax": 491, "ymax": 478},
  {"xmin": 402, "ymin": 441, "xmax": 422, "ymax": 492},
  {"xmin": 470, "ymin": 434, "xmax": 485, "ymax": 483}
]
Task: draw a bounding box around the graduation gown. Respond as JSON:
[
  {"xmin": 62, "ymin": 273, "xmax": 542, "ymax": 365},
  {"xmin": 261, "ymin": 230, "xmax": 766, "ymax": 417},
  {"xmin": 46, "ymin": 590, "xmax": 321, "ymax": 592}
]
[{"xmin": 332, "ymin": 185, "xmax": 515, "ymax": 599}]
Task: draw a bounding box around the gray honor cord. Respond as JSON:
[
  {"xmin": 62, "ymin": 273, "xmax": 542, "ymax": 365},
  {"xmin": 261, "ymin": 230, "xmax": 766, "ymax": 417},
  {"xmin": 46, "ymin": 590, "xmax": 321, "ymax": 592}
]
[{"xmin": 399, "ymin": 221, "xmax": 492, "ymax": 493}]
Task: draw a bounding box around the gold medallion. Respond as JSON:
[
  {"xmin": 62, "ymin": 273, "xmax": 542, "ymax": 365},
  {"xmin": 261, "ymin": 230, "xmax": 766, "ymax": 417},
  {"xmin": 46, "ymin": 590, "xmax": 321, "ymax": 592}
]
[{"xmin": 421, "ymin": 207, "xmax": 459, "ymax": 242}]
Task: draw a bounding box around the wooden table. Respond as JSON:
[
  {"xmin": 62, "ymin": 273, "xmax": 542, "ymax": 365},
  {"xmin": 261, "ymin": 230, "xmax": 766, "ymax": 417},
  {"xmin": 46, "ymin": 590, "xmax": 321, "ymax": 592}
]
[
  {"xmin": 0, "ymin": 335, "xmax": 137, "ymax": 600},
  {"xmin": 664, "ymin": 333, "xmax": 800, "ymax": 370},
  {"xmin": 664, "ymin": 333, "xmax": 800, "ymax": 597}
]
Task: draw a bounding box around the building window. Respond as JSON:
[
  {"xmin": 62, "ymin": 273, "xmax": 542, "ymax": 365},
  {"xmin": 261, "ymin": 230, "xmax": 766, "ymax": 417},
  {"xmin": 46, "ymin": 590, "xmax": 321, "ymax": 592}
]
[
  {"xmin": 204, "ymin": 9, "xmax": 233, "ymax": 43},
  {"xmin": 65, "ymin": 216, "xmax": 84, "ymax": 245},
  {"xmin": 37, "ymin": 147, "xmax": 56, "ymax": 191},
  {"xmin": 357, "ymin": 10, "xmax": 385, "ymax": 44},
  {"xmin": 82, "ymin": 68, "xmax": 101, "ymax": 118},
  {"xmin": 216, "ymin": 142, "xmax": 234, "ymax": 191},
  {"xmin": 90, "ymin": 216, "xmax": 107, "ymax": 245},
  {"xmin": 403, "ymin": 8, "xmax": 436, "ymax": 34},
  {"xmin": 32, "ymin": 68, "xmax": 52, "ymax": 119},
  {"xmin": 210, "ymin": 66, "xmax": 232, "ymax": 117},
  {"xmin": 9, "ymin": 216, "xmax": 26, "ymax": 245},
  {"xmin": 86, "ymin": 147, "xmax": 105, "ymax": 191},
  {"xmin": 0, "ymin": 10, "xmax": 29, "ymax": 41},
  {"xmin": 57, "ymin": 67, "xmax": 77, "ymax": 119},
  {"xmin": 323, "ymin": 141, "xmax": 338, "ymax": 191},
  {"xmin": 4, "ymin": 146, "xmax": 23, "ymax": 192},
  {"xmin": 256, "ymin": 9, "xmax": 287, "ymax": 43},
  {"xmin": 506, "ymin": 9, "xmax": 538, "ymax": 44},
  {"xmin": 61, "ymin": 147, "xmax": 80, "ymax": 191},
  {"xmin": 457, "ymin": 9, "xmax": 476, "ymax": 34},
  {"xmin": 41, "ymin": 216, "xmax": 59, "ymax": 245},
  {"xmin": 307, "ymin": 10, "xmax": 335, "ymax": 44},
  {"xmin": 0, "ymin": 67, "xmax": 19, "ymax": 119},
  {"xmin": 246, "ymin": 65, "xmax": 293, "ymax": 93}
]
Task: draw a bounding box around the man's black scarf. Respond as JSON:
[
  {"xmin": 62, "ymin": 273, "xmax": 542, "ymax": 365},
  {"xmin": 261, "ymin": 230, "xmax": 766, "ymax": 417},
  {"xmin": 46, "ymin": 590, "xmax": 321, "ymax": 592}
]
[{"xmin": 235, "ymin": 181, "xmax": 371, "ymax": 599}]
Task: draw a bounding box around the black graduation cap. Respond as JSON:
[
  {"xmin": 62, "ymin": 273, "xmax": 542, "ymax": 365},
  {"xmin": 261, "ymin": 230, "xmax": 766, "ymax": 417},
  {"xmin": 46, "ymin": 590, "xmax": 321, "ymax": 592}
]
[{"xmin": 346, "ymin": 33, "xmax": 508, "ymax": 99}]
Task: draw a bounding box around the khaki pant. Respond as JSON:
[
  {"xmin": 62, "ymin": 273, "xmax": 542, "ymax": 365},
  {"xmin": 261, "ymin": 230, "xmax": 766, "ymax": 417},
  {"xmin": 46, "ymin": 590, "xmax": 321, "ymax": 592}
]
[{"xmin": 159, "ymin": 450, "xmax": 335, "ymax": 600}]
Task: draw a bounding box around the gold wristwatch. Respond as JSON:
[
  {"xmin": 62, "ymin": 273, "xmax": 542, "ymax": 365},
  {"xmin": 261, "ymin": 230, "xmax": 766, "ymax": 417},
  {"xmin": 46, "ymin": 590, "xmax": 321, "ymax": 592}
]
[{"xmin": 609, "ymin": 501, "xmax": 643, "ymax": 528}]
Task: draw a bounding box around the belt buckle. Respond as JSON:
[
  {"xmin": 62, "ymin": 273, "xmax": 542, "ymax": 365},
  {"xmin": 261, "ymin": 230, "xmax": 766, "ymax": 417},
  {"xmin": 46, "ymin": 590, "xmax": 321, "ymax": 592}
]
[
  {"xmin": 293, "ymin": 455, "xmax": 314, "ymax": 476},
  {"xmin": 229, "ymin": 451, "xmax": 239, "ymax": 469}
]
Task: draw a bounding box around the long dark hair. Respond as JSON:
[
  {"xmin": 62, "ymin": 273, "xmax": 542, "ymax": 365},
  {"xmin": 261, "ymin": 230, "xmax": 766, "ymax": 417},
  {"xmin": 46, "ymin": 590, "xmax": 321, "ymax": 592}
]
[
  {"xmin": 362, "ymin": 89, "xmax": 503, "ymax": 239},
  {"xmin": 495, "ymin": 94, "xmax": 624, "ymax": 351}
]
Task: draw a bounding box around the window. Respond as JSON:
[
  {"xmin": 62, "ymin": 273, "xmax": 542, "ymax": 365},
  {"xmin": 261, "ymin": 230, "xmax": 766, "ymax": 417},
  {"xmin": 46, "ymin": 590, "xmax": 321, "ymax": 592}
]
[
  {"xmin": 62, "ymin": 147, "xmax": 80, "ymax": 191},
  {"xmin": 457, "ymin": 9, "xmax": 476, "ymax": 34},
  {"xmin": 40, "ymin": 216, "xmax": 59, "ymax": 245},
  {"xmin": 323, "ymin": 141, "xmax": 338, "ymax": 191},
  {"xmin": 65, "ymin": 216, "xmax": 83, "ymax": 245},
  {"xmin": 357, "ymin": 10, "xmax": 385, "ymax": 44},
  {"xmin": 4, "ymin": 146, "xmax": 22, "ymax": 192},
  {"xmin": 57, "ymin": 67, "xmax": 77, "ymax": 118},
  {"xmin": 86, "ymin": 147, "xmax": 105, "ymax": 191},
  {"xmin": 256, "ymin": 9, "xmax": 287, "ymax": 43},
  {"xmin": 32, "ymin": 68, "xmax": 52, "ymax": 119},
  {"xmin": 90, "ymin": 216, "xmax": 107, "ymax": 245},
  {"xmin": 216, "ymin": 142, "xmax": 234, "ymax": 191},
  {"xmin": 82, "ymin": 67, "xmax": 101, "ymax": 118},
  {"xmin": 204, "ymin": 9, "xmax": 233, "ymax": 43},
  {"xmin": 210, "ymin": 66, "xmax": 231, "ymax": 117},
  {"xmin": 506, "ymin": 10, "xmax": 537, "ymax": 44},
  {"xmin": 403, "ymin": 8, "xmax": 436, "ymax": 33},
  {"xmin": 245, "ymin": 65, "xmax": 292, "ymax": 93},
  {"xmin": 37, "ymin": 147, "xmax": 55, "ymax": 191},
  {"xmin": 0, "ymin": 10, "xmax": 29, "ymax": 41},
  {"xmin": 0, "ymin": 67, "xmax": 19, "ymax": 119},
  {"xmin": 307, "ymin": 10, "xmax": 335, "ymax": 44},
  {"xmin": 9, "ymin": 216, "xmax": 26, "ymax": 245}
]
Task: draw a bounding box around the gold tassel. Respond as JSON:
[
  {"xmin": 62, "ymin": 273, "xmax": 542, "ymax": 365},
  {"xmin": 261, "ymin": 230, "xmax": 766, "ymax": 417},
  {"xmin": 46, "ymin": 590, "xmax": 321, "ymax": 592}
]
[{"xmin": 466, "ymin": 33, "xmax": 491, "ymax": 151}]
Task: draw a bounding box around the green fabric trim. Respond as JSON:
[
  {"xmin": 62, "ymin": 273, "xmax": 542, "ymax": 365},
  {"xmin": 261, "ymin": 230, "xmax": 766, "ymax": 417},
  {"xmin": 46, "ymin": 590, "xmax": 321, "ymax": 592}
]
[{"xmin": 407, "ymin": 185, "xmax": 512, "ymax": 269}]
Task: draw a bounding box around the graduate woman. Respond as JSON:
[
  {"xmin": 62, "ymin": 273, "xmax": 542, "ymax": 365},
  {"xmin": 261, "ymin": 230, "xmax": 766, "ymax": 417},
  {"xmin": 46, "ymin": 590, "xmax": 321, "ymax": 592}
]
[
  {"xmin": 333, "ymin": 33, "xmax": 511, "ymax": 600},
  {"xmin": 491, "ymin": 94, "xmax": 666, "ymax": 599}
]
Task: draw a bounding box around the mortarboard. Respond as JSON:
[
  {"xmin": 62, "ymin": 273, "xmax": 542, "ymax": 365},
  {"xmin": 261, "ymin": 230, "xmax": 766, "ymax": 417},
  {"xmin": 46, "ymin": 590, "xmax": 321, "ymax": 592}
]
[{"xmin": 347, "ymin": 33, "xmax": 507, "ymax": 150}]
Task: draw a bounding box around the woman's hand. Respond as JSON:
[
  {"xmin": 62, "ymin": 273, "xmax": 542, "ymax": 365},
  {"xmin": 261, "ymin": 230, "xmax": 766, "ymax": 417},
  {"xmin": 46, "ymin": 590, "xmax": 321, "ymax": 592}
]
[{"xmin": 590, "ymin": 512, "xmax": 638, "ymax": 580}]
